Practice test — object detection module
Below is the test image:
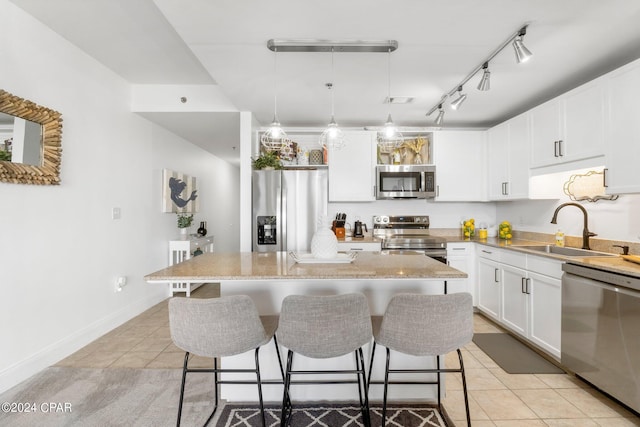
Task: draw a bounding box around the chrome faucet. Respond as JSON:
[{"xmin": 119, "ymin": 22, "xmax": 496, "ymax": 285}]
[{"xmin": 550, "ymin": 202, "xmax": 597, "ymax": 250}]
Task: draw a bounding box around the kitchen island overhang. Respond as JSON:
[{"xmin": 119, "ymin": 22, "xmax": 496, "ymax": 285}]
[{"xmin": 144, "ymin": 251, "xmax": 468, "ymax": 402}]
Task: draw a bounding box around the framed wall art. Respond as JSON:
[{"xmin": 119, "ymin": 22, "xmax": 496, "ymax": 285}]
[{"xmin": 162, "ymin": 169, "xmax": 199, "ymax": 213}]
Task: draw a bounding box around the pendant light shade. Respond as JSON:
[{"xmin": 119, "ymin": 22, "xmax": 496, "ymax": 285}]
[
  {"xmin": 319, "ymin": 50, "xmax": 345, "ymax": 150},
  {"xmin": 477, "ymin": 63, "xmax": 491, "ymax": 91},
  {"xmin": 378, "ymin": 49, "xmax": 403, "ymax": 152},
  {"xmin": 261, "ymin": 47, "xmax": 288, "ymax": 150}
]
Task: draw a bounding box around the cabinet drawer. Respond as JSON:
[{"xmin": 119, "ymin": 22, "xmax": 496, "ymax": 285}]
[
  {"xmin": 447, "ymin": 242, "xmax": 471, "ymax": 254},
  {"xmin": 527, "ymin": 254, "xmax": 563, "ymax": 279},
  {"xmin": 501, "ymin": 250, "xmax": 527, "ymax": 269},
  {"xmin": 477, "ymin": 245, "xmax": 501, "ymax": 262}
]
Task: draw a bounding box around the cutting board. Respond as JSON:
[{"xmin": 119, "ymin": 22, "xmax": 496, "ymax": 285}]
[{"xmin": 621, "ymin": 255, "xmax": 640, "ymax": 265}]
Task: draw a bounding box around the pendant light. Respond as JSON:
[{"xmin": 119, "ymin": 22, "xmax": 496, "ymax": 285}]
[
  {"xmin": 319, "ymin": 48, "xmax": 345, "ymax": 150},
  {"xmin": 378, "ymin": 48, "xmax": 403, "ymax": 152},
  {"xmin": 261, "ymin": 47, "xmax": 288, "ymax": 151}
]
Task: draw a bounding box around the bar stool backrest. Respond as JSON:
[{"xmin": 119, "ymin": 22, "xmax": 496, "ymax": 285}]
[
  {"xmin": 376, "ymin": 293, "xmax": 473, "ymax": 356},
  {"xmin": 169, "ymin": 295, "xmax": 270, "ymax": 358},
  {"xmin": 278, "ymin": 293, "xmax": 373, "ymax": 359}
]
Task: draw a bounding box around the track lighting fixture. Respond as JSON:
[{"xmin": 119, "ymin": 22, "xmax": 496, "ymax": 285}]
[
  {"xmin": 513, "ymin": 28, "xmax": 533, "ymax": 63},
  {"xmin": 434, "ymin": 105, "xmax": 444, "ymax": 126},
  {"xmin": 477, "ymin": 63, "xmax": 491, "ymax": 91},
  {"xmin": 450, "ymin": 86, "xmax": 467, "ymax": 110},
  {"xmin": 426, "ymin": 24, "xmax": 532, "ymax": 126}
]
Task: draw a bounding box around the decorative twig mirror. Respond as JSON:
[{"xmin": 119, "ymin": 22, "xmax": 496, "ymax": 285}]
[{"xmin": 0, "ymin": 89, "xmax": 63, "ymax": 185}]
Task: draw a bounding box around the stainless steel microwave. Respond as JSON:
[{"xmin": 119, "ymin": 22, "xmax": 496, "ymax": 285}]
[{"xmin": 376, "ymin": 165, "xmax": 436, "ymax": 199}]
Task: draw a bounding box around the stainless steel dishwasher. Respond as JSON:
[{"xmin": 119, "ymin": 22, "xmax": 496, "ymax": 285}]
[{"xmin": 562, "ymin": 262, "xmax": 640, "ymax": 413}]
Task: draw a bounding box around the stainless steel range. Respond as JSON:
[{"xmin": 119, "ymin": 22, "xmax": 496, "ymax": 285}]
[{"xmin": 373, "ymin": 215, "xmax": 447, "ymax": 262}]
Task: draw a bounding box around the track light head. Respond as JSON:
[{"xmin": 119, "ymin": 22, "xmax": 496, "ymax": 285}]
[
  {"xmin": 513, "ymin": 33, "xmax": 533, "ymax": 63},
  {"xmin": 477, "ymin": 63, "xmax": 491, "ymax": 91},
  {"xmin": 450, "ymin": 86, "xmax": 467, "ymax": 110},
  {"xmin": 434, "ymin": 105, "xmax": 444, "ymax": 126}
]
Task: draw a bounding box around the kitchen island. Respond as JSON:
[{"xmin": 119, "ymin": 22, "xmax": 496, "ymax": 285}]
[{"xmin": 145, "ymin": 251, "xmax": 467, "ymax": 402}]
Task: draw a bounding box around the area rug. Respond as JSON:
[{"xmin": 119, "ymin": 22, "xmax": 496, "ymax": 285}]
[
  {"xmin": 0, "ymin": 367, "xmax": 215, "ymax": 427},
  {"xmin": 215, "ymin": 403, "xmax": 446, "ymax": 427},
  {"xmin": 473, "ymin": 333, "xmax": 564, "ymax": 374}
]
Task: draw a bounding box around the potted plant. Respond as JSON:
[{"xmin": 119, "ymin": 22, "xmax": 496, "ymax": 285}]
[
  {"xmin": 177, "ymin": 213, "xmax": 194, "ymax": 239},
  {"xmin": 252, "ymin": 151, "xmax": 283, "ymax": 170}
]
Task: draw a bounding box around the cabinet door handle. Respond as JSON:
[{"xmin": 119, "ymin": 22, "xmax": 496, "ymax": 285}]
[
  {"xmin": 436, "ymin": 185, "xmax": 440, "ymax": 197},
  {"xmin": 504, "ymin": 181, "xmax": 509, "ymax": 196},
  {"xmin": 554, "ymin": 140, "xmax": 559, "ymax": 157},
  {"xmin": 494, "ymin": 268, "xmax": 500, "ymax": 283},
  {"xmin": 482, "ymin": 249, "xmax": 493, "ymax": 254},
  {"xmin": 603, "ymin": 168, "xmax": 609, "ymax": 188},
  {"xmin": 521, "ymin": 277, "xmax": 526, "ymax": 294},
  {"xmin": 559, "ymin": 140, "xmax": 564, "ymax": 157},
  {"xmin": 452, "ymin": 247, "xmax": 465, "ymax": 251},
  {"xmin": 526, "ymin": 278, "xmax": 531, "ymax": 294}
]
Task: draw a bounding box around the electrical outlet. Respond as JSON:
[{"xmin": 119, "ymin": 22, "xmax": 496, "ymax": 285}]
[
  {"xmin": 111, "ymin": 207, "xmax": 121, "ymax": 220},
  {"xmin": 115, "ymin": 276, "xmax": 127, "ymax": 292}
]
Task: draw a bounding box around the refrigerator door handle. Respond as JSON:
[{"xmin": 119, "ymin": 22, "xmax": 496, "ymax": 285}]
[{"xmin": 280, "ymin": 175, "xmax": 286, "ymax": 252}]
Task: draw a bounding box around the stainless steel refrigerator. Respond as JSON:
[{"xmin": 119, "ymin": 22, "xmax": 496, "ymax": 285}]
[{"xmin": 252, "ymin": 169, "xmax": 328, "ymax": 252}]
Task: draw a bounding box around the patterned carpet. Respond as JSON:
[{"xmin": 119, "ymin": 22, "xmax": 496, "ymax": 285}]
[{"xmin": 215, "ymin": 403, "xmax": 447, "ymax": 427}]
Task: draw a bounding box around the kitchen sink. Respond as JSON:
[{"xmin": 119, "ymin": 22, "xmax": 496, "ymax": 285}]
[{"xmin": 515, "ymin": 245, "xmax": 617, "ymax": 257}]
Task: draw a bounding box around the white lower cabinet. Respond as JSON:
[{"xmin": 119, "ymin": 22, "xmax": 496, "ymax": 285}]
[
  {"xmin": 501, "ymin": 263, "xmax": 528, "ymax": 336},
  {"xmin": 477, "ymin": 245, "xmax": 562, "ymax": 359},
  {"xmin": 477, "ymin": 248, "xmax": 502, "ymax": 321},
  {"xmin": 446, "ymin": 242, "xmax": 476, "ymax": 305}
]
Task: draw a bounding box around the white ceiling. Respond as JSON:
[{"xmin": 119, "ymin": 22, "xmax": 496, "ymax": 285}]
[{"xmin": 10, "ymin": 0, "xmax": 640, "ymax": 163}]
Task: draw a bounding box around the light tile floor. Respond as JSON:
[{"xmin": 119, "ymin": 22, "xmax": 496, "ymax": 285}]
[{"xmin": 55, "ymin": 285, "xmax": 640, "ymax": 426}]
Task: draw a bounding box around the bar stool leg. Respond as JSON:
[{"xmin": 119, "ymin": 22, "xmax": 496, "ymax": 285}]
[
  {"xmin": 458, "ymin": 349, "xmax": 471, "ymax": 427},
  {"xmin": 381, "ymin": 347, "xmax": 392, "ymax": 427},
  {"xmin": 280, "ymin": 350, "xmax": 294, "ymax": 427},
  {"xmin": 176, "ymin": 352, "xmax": 190, "ymax": 427}
]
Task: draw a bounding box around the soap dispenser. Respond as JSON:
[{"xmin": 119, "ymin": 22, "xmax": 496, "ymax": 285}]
[{"xmin": 555, "ymin": 229, "xmax": 565, "ymax": 247}]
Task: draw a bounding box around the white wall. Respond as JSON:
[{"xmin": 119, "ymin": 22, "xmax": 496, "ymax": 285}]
[
  {"xmin": 0, "ymin": 0, "xmax": 239, "ymax": 393},
  {"xmin": 496, "ymin": 195, "xmax": 640, "ymax": 243}
]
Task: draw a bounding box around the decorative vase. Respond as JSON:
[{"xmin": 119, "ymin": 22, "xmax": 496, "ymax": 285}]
[
  {"xmin": 179, "ymin": 227, "xmax": 189, "ymax": 240},
  {"xmin": 197, "ymin": 221, "xmax": 207, "ymax": 237},
  {"xmin": 310, "ymin": 225, "xmax": 338, "ymax": 259}
]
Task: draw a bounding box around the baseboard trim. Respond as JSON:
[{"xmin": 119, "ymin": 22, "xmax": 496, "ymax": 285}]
[{"xmin": 0, "ymin": 292, "xmax": 167, "ymax": 394}]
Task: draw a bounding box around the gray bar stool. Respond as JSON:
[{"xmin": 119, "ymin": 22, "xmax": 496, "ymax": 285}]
[
  {"xmin": 169, "ymin": 295, "xmax": 283, "ymax": 427},
  {"xmin": 369, "ymin": 292, "xmax": 474, "ymax": 427},
  {"xmin": 276, "ymin": 293, "xmax": 372, "ymax": 427}
]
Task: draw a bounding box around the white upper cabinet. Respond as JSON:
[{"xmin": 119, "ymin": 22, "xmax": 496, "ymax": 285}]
[
  {"xmin": 327, "ymin": 131, "xmax": 376, "ymax": 202},
  {"xmin": 487, "ymin": 113, "xmax": 530, "ymax": 200},
  {"xmin": 605, "ymin": 58, "xmax": 640, "ymax": 194},
  {"xmin": 530, "ymin": 80, "xmax": 605, "ymax": 169},
  {"xmin": 433, "ymin": 131, "xmax": 487, "ymax": 201}
]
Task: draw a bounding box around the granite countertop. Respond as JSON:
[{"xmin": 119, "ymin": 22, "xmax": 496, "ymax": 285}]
[
  {"xmin": 444, "ymin": 234, "xmax": 640, "ymax": 279},
  {"xmin": 145, "ymin": 251, "xmax": 467, "ymax": 283}
]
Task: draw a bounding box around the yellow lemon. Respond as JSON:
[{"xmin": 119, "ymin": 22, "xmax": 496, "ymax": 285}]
[
  {"xmin": 464, "ymin": 221, "xmax": 471, "ymax": 227},
  {"xmin": 501, "ymin": 220, "xmax": 510, "ymax": 226},
  {"xmin": 506, "ymin": 233, "xmax": 513, "ymax": 239},
  {"xmin": 470, "ymin": 218, "xmax": 475, "ymax": 223},
  {"xmin": 464, "ymin": 231, "xmax": 470, "ymax": 237}
]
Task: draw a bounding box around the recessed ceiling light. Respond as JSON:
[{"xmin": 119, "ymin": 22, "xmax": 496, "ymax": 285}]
[{"xmin": 385, "ymin": 96, "xmax": 414, "ymax": 104}]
